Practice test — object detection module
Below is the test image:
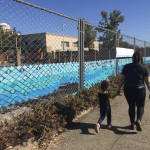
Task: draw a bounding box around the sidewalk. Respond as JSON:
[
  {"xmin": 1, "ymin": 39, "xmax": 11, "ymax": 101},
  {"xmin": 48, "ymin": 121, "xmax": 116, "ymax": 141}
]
[{"xmin": 50, "ymin": 86, "xmax": 150, "ymax": 150}]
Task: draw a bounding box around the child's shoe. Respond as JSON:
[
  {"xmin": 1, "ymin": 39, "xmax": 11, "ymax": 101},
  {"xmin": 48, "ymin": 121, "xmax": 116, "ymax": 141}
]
[{"xmin": 95, "ymin": 123, "xmax": 100, "ymax": 133}]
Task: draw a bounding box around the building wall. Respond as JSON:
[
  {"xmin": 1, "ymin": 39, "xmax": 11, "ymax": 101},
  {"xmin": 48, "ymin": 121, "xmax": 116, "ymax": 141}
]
[
  {"xmin": 46, "ymin": 33, "xmax": 78, "ymax": 52},
  {"xmin": 22, "ymin": 33, "xmax": 46, "ymax": 52},
  {"xmin": 0, "ymin": 25, "xmax": 10, "ymax": 32},
  {"xmin": 93, "ymin": 40, "xmax": 99, "ymax": 50},
  {"xmin": 46, "ymin": 33, "xmax": 99, "ymax": 52},
  {"xmin": 23, "ymin": 32, "xmax": 99, "ymax": 53}
]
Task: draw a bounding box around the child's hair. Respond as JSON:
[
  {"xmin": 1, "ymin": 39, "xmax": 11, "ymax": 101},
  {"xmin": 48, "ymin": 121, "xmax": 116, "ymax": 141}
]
[{"xmin": 100, "ymin": 80, "xmax": 109, "ymax": 92}]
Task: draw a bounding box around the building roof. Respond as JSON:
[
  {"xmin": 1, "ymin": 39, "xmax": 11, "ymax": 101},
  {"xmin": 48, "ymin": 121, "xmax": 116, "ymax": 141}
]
[{"xmin": 0, "ymin": 23, "xmax": 10, "ymax": 26}]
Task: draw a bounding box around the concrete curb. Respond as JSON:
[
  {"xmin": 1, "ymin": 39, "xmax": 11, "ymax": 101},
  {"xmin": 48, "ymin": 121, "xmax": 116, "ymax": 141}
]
[{"xmin": 72, "ymin": 107, "xmax": 96, "ymax": 122}]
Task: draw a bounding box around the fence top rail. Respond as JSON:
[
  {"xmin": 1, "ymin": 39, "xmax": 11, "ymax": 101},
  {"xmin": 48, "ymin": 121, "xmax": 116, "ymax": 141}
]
[
  {"xmin": 84, "ymin": 21, "xmax": 117, "ymax": 34},
  {"xmin": 145, "ymin": 42, "xmax": 150, "ymax": 45},
  {"xmin": 84, "ymin": 22, "xmax": 150, "ymax": 45},
  {"xmin": 12, "ymin": 0, "xmax": 150, "ymax": 45},
  {"xmin": 135, "ymin": 39, "xmax": 150, "ymax": 45},
  {"xmin": 119, "ymin": 33, "xmax": 135, "ymax": 40},
  {"xmin": 13, "ymin": 0, "xmax": 78, "ymax": 22},
  {"xmin": 116, "ymin": 33, "xmax": 150, "ymax": 45}
]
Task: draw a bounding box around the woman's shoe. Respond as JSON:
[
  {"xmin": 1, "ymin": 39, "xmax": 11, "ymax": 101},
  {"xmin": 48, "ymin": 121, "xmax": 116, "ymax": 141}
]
[
  {"xmin": 129, "ymin": 124, "xmax": 135, "ymax": 130},
  {"xmin": 95, "ymin": 123, "xmax": 100, "ymax": 133},
  {"xmin": 135, "ymin": 120, "xmax": 142, "ymax": 131},
  {"xmin": 108, "ymin": 124, "xmax": 112, "ymax": 129}
]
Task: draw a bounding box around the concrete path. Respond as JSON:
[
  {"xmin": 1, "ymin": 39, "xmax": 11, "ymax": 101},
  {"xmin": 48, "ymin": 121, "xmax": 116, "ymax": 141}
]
[{"xmin": 50, "ymin": 86, "xmax": 150, "ymax": 150}]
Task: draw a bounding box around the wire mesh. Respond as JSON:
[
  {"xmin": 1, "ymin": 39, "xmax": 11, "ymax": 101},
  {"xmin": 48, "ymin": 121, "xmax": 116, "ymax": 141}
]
[
  {"xmin": 0, "ymin": 0, "xmax": 150, "ymax": 116},
  {"xmin": 146, "ymin": 42, "xmax": 150, "ymax": 57},
  {"xmin": 117, "ymin": 34, "xmax": 134, "ymax": 74},
  {"xmin": 135, "ymin": 39, "xmax": 146, "ymax": 64},
  {"xmin": 83, "ymin": 22, "xmax": 116, "ymax": 89},
  {"xmin": 145, "ymin": 42, "xmax": 150, "ymax": 65},
  {"xmin": 0, "ymin": 0, "xmax": 79, "ymax": 114},
  {"xmin": 135, "ymin": 39, "xmax": 145, "ymax": 55},
  {"xmin": 119, "ymin": 34, "xmax": 134, "ymax": 49}
]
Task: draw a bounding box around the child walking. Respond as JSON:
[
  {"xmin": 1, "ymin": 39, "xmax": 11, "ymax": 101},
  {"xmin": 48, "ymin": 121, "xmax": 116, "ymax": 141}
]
[{"xmin": 95, "ymin": 80, "xmax": 112, "ymax": 133}]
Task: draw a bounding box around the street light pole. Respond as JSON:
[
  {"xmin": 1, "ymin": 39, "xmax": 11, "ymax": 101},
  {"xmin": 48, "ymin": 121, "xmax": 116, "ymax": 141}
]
[
  {"xmin": 62, "ymin": 24, "xmax": 68, "ymax": 51},
  {"xmin": 15, "ymin": 33, "xmax": 21, "ymax": 66}
]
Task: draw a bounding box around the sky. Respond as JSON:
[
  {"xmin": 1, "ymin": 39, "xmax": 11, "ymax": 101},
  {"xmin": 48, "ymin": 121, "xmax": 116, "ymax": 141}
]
[{"xmin": 0, "ymin": 0, "xmax": 150, "ymax": 47}]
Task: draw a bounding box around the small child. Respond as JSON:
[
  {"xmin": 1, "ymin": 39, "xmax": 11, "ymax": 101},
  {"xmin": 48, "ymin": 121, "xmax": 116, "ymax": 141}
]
[{"xmin": 95, "ymin": 80, "xmax": 112, "ymax": 133}]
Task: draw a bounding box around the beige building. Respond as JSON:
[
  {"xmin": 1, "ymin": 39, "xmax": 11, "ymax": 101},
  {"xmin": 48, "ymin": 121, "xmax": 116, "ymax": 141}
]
[
  {"xmin": 0, "ymin": 23, "xmax": 11, "ymax": 32},
  {"xmin": 0, "ymin": 23, "xmax": 99, "ymax": 53},
  {"xmin": 22, "ymin": 32, "xmax": 99, "ymax": 53}
]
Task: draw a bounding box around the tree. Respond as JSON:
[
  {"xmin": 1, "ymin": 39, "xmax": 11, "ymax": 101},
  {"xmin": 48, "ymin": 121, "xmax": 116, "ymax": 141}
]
[
  {"xmin": 1, "ymin": 30, "xmax": 13, "ymax": 47},
  {"xmin": 119, "ymin": 35, "xmax": 134, "ymax": 49},
  {"xmin": 13, "ymin": 27, "xmax": 17, "ymax": 34},
  {"xmin": 84, "ymin": 21, "xmax": 97, "ymax": 50},
  {"xmin": 96, "ymin": 9, "xmax": 125, "ymax": 50},
  {"xmin": 0, "ymin": 27, "xmax": 26, "ymax": 53}
]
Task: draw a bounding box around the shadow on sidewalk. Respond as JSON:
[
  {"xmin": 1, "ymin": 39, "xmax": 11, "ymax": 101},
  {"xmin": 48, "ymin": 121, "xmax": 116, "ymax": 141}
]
[{"xmin": 67, "ymin": 122, "xmax": 138, "ymax": 135}]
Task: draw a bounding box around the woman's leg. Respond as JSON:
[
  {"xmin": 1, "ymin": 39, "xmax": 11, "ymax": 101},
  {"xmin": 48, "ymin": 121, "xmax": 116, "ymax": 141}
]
[
  {"xmin": 136, "ymin": 87, "xmax": 146, "ymax": 122},
  {"xmin": 124, "ymin": 86, "xmax": 136, "ymax": 124},
  {"xmin": 128, "ymin": 101, "xmax": 136, "ymax": 124},
  {"xmin": 137, "ymin": 107, "xmax": 144, "ymax": 121}
]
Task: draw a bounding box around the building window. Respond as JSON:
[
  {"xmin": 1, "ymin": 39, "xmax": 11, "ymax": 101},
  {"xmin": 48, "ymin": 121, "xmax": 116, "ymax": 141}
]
[
  {"xmin": 73, "ymin": 42, "xmax": 78, "ymax": 47},
  {"xmin": 25, "ymin": 41, "xmax": 28, "ymax": 45},
  {"xmin": 66, "ymin": 42, "xmax": 69, "ymax": 47},
  {"xmin": 61, "ymin": 41, "xmax": 69, "ymax": 47}
]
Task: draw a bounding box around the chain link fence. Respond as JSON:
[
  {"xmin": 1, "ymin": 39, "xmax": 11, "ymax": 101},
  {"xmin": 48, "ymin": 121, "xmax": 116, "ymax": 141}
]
[
  {"xmin": 146, "ymin": 43, "xmax": 150, "ymax": 57},
  {"xmin": 83, "ymin": 22, "xmax": 117, "ymax": 89},
  {"xmin": 117, "ymin": 33, "xmax": 150, "ymax": 75},
  {"xmin": 117, "ymin": 34, "xmax": 134, "ymax": 74},
  {"xmin": 1, "ymin": 0, "xmax": 150, "ymax": 115},
  {"xmin": 0, "ymin": 0, "xmax": 80, "ymax": 114}
]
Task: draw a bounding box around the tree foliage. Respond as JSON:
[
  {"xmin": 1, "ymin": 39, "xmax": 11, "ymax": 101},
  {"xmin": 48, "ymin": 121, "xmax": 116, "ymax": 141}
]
[
  {"xmin": 119, "ymin": 35, "xmax": 135, "ymax": 49},
  {"xmin": 84, "ymin": 21, "xmax": 97, "ymax": 50},
  {"xmin": 0, "ymin": 30, "xmax": 12, "ymax": 47},
  {"xmin": 96, "ymin": 9, "xmax": 125, "ymax": 50},
  {"xmin": 0, "ymin": 27, "xmax": 26, "ymax": 53}
]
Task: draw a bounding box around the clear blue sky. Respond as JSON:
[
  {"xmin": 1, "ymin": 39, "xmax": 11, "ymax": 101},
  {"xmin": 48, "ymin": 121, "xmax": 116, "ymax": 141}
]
[
  {"xmin": 1, "ymin": 0, "xmax": 150, "ymax": 47},
  {"xmin": 25, "ymin": 0, "xmax": 150, "ymax": 40}
]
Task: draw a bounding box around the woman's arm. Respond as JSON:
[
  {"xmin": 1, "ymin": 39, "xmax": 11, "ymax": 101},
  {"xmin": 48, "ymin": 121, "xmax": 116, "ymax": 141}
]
[
  {"xmin": 117, "ymin": 75, "xmax": 125, "ymax": 91},
  {"xmin": 144, "ymin": 76, "xmax": 150, "ymax": 91}
]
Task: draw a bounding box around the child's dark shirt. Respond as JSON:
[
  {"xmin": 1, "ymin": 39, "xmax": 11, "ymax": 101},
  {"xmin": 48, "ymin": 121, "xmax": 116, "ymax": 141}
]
[{"xmin": 98, "ymin": 93, "xmax": 111, "ymax": 107}]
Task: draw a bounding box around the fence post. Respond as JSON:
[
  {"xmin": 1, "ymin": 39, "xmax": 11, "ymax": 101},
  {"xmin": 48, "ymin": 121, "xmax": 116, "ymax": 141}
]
[
  {"xmin": 17, "ymin": 49, "xmax": 21, "ymax": 66},
  {"xmin": 134, "ymin": 37, "xmax": 136, "ymax": 53},
  {"xmin": 95, "ymin": 50, "xmax": 96, "ymax": 61},
  {"xmin": 59, "ymin": 50, "xmax": 60, "ymax": 62},
  {"xmin": 144, "ymin": 41, "xmax": 146, "ymax": 64},
  {"xmin": 71, "ymin": 50, "xmax": 72, "ymax": 62},
  {"xmin": 115, "ymin": 31, "xmax": 119, "ymax": 77},
  {"xmin": 78, "ymin": 18, "xmax": 84, "ymax": 90},
  {"xmin": 53, "ymin": 51, "xmax": 55, "ymax": 59}
]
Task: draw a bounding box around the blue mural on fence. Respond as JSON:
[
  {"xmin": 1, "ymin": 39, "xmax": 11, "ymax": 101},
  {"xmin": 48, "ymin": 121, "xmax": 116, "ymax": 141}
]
[{"xmin": 0, "ymin": 57, "xmax": 150, "ymax": 108}]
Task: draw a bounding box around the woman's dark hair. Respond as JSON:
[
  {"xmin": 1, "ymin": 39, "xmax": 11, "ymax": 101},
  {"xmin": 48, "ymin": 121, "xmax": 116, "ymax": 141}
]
[
  {"xmin": 100, "ymin": 80, "xmax": 109, "ymax": 92},
  {"xmin": 132, "ymin": 50, "xmax": 143, "ymax": 66}
]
